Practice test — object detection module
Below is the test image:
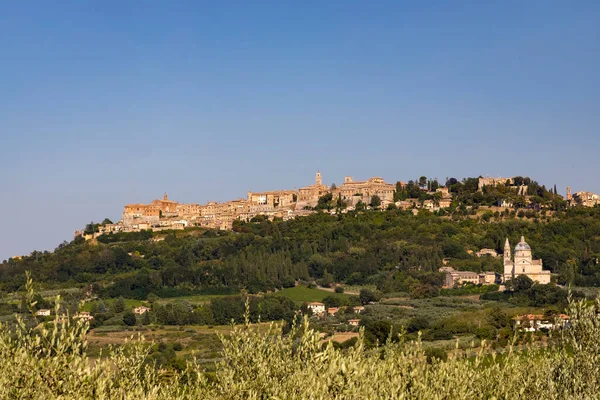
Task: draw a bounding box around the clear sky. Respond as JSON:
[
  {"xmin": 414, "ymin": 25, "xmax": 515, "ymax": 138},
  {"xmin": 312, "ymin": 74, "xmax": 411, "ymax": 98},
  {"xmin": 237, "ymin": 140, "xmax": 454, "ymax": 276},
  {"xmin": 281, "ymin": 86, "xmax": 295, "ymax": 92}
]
[{"xmin": 1, "ymin": 1, "xmax": 599, "ymax": 261}]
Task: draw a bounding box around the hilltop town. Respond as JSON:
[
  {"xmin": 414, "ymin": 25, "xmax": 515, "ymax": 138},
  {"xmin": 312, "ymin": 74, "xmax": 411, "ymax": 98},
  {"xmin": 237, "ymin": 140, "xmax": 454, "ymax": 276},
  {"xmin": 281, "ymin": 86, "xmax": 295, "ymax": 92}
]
[{"xmin": 76, "ymin": 172, "xmax": 600, "ymax": 240}]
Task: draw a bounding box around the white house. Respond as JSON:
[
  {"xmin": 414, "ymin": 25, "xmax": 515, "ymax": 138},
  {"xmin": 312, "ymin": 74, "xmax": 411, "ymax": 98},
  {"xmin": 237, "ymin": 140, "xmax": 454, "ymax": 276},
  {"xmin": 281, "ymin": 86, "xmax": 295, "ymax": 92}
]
[
  {"xmin": 133, "ymin": 306, "xmax": 151, "ymax": 315},
  {"xmin": 36, "ymin": 309, "xmax": 51, "ymax": 316},
  {"xmin": 307, "ymin": 302, "xmax": 325, "ymax": 316},
  {"xmin": 73, "ymin": 311, "xmax": 94, "ymax": 321},
  {"xmin": 513, "ymin": 314, "xmax": 569, "ymax": 332}
]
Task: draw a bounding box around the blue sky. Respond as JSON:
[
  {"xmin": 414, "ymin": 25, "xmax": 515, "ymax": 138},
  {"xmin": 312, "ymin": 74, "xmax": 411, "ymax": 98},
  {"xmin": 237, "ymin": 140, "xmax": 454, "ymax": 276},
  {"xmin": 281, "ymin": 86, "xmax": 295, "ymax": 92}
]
[{"xmin": 1, "ymin": 1, "xmax": 599, "ymax": 260}]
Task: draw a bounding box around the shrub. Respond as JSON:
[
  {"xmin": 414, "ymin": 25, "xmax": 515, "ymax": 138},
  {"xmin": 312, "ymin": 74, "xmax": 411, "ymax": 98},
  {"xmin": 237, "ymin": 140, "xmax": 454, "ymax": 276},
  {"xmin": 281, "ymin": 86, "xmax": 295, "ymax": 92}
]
[
  {"xmin": 172, "ymin": 342, "xmax": 183, "ymax": 351},
  {"xmin": 122, "ymin": 311, "xmax": 137, "ymax": 326}
]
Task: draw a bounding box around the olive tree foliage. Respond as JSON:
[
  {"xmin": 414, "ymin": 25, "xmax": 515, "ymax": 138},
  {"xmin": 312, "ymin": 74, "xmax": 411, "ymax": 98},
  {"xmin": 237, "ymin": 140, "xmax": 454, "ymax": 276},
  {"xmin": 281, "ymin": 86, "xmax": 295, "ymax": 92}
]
[{"xmin": 2, "ymin": 274, "xmax": 600, "ymax": 399}]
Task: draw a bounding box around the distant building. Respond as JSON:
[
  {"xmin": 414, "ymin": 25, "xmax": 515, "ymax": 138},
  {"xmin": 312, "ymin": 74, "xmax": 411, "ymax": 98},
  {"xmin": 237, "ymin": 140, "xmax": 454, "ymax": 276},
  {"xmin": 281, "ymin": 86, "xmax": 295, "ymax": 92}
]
[
  {"xmin": 332, "ymin": 176, "xmax": 395, "ymax": 204},
  {"xmin": 307, "ymin": 302, "xmax": 326, "ymax": 316},
  {"xmin": 441, "ymin": 267, "xmax": 498, "ymax": 287},
  {"xmin": 442, "ymin": 268, "xmax": 480, "ymax": 287},
  {"xmin": 327, "ymin": 307, "xmax": 339, "ymax": 316},
  {"xmin": 36, "ymin": 309, "xmax": 51, "ymax": 316},
  {"xmin": 567, "ymin": 187, "xmax": 600, "ymax": 208},
  {"xmin": 133, "ymin": 306, "xmax": 151, "ymax": 315},
  {"xmin": 352, "ymin": 306, "xmax": 365, "ymax": 314},
  {"xmin": 476, "ymin": 249, "xmax": 499, "ymax": 258},
  {"xmin": 478, "ymin": 177, "xmax": 513, "ymax": 192},
  {"xmin": 348, "ymin": 319, "xmax": 360, "ymax": 327},
  {"xmin": 513, "ymin": 314, "xmax": 569, "ymax": 332},
  {"xmin": 503, "ymin": 236, "xmax": 551, "ymax": 284},
  {"xmin": 73, "ymin": 311, "xmax": 94, "ymax": 321}
]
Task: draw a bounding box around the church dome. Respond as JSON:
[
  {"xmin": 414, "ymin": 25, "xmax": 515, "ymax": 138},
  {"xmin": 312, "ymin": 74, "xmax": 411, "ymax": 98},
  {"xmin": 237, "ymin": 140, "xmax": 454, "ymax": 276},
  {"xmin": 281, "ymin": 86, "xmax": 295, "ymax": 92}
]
[{"xmin": 514, "ymin": 236, "xmax": 531, "ymax": 252}]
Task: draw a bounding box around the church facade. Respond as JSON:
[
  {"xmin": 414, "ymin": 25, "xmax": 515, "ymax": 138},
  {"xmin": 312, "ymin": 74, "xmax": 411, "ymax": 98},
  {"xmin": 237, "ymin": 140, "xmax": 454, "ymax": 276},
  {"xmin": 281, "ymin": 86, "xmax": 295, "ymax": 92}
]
[{"xmin": 503, "ymin": 236, "xmax": 551, "ymax": 284}]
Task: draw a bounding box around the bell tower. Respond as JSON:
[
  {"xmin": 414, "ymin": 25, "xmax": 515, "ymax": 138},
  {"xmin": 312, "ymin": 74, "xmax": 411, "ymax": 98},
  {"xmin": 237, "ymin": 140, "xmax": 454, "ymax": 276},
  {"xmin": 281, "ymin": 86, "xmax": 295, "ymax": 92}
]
[
  {"xmin": 316, "ymin": 171, "xmax": 322, "ymax": 186},
  {"xmin": 503, "ymin": 238, "xmax": 513, "ymax": 277}
]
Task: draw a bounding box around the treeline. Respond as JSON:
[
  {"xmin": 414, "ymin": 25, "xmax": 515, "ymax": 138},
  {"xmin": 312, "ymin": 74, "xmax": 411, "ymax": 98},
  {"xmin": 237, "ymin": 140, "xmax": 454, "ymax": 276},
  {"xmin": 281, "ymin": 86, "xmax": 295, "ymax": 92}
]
[
  {"xmin": 2, "ymin": 201, "xmax": 600, "ymax": 298},
  {"xmin": 91, "ymin": 295, "xmax": 297, "ymax": 328}
]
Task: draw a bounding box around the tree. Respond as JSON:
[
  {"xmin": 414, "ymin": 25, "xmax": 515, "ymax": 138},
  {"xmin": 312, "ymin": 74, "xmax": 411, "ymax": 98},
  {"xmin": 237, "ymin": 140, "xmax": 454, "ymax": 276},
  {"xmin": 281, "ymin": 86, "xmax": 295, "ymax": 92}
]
[
  {"xmin": 355, "ymin": 201, "xmax": 366, "ymax": 211},
  {"xmin": 359, "ymin": 289, "xmax": 381, "ymax": 305},
  {"xmin": 316, "ymin": 193, "xmax": 334, "ymax": 210},
  {"xmin": 330, "ymin": 183, "xmax": 337, "ymax": 190},
  {"xmin": 419, "ymin": 176, "xmax": 427, "ymax": 188},
  {"xmin": 513, "ymin": 275, "xmax": 534, "ymax": 292},
  {"xmin": 407, "ymin": 316, "xmax": 430, "ymax": 333},
  {"xmin": 84, "ymin": 222, "xmax": 99, "ymax": 235},
  {"xmin": 370, "ymin": 195, "xmax": 381, "ymax": 209},
  {"xmin": 142, "ymin": 310, "xmax": 151, "ymax": 325},
  {"xmin": 322, "ymin": 295, "xmax": 346, "ymax": 308},
  {"xmin": 113, "ymin": 297, "xmax": 126, "ymax": 313},
  {"xmin": 123, "ymin": 311, "xmax": 136, "ymax": 326},
  {"xmin": 446, "ymin": 177, "xmax": 458, "ymax": 187},
  {"xmin": 101, "ymin": 218, "xmax": 114, "ymax": 225},
  {"xmin": 281, "ymin": 276, "xmax": 296, "ymax": 288}
]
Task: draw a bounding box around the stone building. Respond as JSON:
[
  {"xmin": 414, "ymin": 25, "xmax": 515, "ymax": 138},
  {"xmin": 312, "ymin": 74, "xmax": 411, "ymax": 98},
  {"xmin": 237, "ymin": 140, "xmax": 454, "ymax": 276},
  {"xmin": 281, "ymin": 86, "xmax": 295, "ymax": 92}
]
[
  {"xmin": 567, "ymin": 186, "xmax": 600, "ymax": 207},
  {"xmin": 297, "ymin": 172, "xmax": 329, "ymax": 205},
  {"xmin": 247, "ymin": 190, "xmax": 296, "ymax": 207},
  {"xmin": 478, "ymin": 177, "xmax": 513, "ymax": 192},
  {"xmin": 332, "ymin": 176, "xmax": 395, "ymax": 203},
  {"xmin": 443, "ymin": 268, "xmax": 480, "ymax": 287},
  {"xmin": 122, "ymin": 193, "xmax": 179, "ymax": 226},
  {"xmin": 503, "ymin": 236, "xmax": 550, "ymax": 284},
  {"xmin": 441, "ymin": 267, "xmax": 497, "ymax": 287},
  {"xmin": 476, "ymin": 249, "xmax": 499, "ymax": 258}
]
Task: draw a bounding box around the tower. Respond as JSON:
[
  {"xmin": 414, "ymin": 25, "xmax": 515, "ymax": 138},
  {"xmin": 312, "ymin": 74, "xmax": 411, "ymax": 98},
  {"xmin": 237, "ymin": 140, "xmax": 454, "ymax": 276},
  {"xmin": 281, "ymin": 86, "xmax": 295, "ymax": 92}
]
[
  {"xmin": 163, "ymin": 193, "xmax": 168, "ymax": 201},
  {"xmin": 316, "ymin": 171, "xmax": 322, "ymax": 186},
  {"xmin": 503, "ymin": 238, "xmax": 513, "ymax": 278},
  {"xmin": 566, "ymin": 186, "xmax": 572, "ymax": 202},
  {"xmin": 503, "ymin": 238, "xmax": 511, "ymax": 263}
]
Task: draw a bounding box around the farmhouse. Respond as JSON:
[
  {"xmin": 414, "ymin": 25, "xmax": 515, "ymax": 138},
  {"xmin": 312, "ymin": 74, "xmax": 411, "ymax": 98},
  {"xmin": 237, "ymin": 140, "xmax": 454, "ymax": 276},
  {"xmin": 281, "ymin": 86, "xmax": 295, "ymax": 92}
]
[
  {"xmin": 513, "ymin": 314, "xmax": 569, "ymax": 332},
  {"xmin": 73, "ymin": 312, "xmax": 94, "ymax": 321},
  {"xmin": 133, "ymin": 306, "xmax": 151, "ymax": 315},
  {"xmin": 307, "ymin": 302, "xmax": 326, "ymax": 316}
]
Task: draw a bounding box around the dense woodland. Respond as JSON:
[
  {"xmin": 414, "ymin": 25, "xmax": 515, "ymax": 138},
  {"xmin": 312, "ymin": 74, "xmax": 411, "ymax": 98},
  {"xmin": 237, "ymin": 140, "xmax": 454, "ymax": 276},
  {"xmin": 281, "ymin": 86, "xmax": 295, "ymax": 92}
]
[{"xmin": 1, "ymin": 190, "xmax": 599, "ymax": 300}]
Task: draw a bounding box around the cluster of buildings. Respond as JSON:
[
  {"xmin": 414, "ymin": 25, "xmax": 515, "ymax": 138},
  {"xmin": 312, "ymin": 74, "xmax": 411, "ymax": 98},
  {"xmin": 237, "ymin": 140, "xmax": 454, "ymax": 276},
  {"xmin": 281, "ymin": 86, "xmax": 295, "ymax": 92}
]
[
  {"xmin": 566, "ymin": 187, "xmax": 600, "ymax": 208},
  {"xmin": 442, "ymin": 236, "xmax": 551, "ymax": 287},
  {"xmin": 306, "ymin": 302, "xmax": 364, "ymax": 326},
  {"xmin": 78, "ymin": 172, "xmax": 454, "ymax": 238},
  {"xmin": 513, "ymin": 313, "xmax": 570, "ymax": 332},
  {"xmin": 74, "ymin": 172, "xmax": 599, "ymax": 240}
]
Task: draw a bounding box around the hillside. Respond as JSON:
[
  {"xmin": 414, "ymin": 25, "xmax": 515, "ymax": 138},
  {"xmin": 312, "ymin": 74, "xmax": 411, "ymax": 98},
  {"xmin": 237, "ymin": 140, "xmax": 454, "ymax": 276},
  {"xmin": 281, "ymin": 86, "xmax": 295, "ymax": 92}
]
[{"xmin": 2, "ymin": 204, "xmax": 600, "ymax": 296}]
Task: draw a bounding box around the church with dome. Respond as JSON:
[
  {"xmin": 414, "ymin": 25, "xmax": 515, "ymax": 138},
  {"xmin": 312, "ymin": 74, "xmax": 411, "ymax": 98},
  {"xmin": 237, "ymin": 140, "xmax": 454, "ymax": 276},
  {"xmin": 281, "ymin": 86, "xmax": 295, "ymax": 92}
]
[{"xmin": 503, "ymin": 236, "xmax": 551, "ymax": 284}]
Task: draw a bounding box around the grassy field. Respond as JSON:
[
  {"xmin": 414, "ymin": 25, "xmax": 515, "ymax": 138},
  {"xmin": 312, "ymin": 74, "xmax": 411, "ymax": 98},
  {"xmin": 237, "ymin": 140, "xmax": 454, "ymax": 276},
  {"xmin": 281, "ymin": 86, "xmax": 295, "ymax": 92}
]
[{"xmin": 272, "ymin": 286, "xmax": 350, "ymax": 305}]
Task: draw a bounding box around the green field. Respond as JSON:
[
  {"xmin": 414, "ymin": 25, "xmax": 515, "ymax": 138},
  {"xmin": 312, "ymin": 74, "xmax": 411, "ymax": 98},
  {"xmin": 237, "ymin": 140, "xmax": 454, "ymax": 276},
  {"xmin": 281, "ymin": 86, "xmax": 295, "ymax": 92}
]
[{"xmin": 272, "ymin": 286, "xmax": 350, "ymax": 304}]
